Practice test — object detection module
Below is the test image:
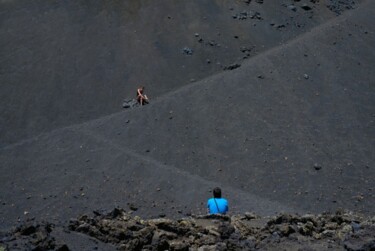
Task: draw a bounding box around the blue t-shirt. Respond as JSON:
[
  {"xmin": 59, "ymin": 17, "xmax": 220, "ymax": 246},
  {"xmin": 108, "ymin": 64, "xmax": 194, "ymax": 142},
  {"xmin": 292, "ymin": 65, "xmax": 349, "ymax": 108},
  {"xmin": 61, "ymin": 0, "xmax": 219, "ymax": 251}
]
[{"xmin": 207, "ymin": 198, "xmax": 228, "ymax": 214}]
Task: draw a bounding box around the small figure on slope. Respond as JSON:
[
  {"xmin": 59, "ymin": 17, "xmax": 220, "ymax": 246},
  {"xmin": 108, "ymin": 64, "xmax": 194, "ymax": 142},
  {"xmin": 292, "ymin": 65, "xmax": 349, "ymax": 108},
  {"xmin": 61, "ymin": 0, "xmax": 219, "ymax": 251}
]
[{"xmin": 137, "ymin": 86, "xmax": 149, "ymax": 106}]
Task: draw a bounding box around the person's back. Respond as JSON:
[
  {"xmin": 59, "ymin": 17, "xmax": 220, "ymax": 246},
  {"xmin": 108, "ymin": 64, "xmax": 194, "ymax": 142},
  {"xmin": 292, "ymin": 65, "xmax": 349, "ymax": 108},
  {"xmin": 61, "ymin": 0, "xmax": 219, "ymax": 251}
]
[{"xmin": 207, "ymin": 187, "xmax": 228, "ymax": 214}]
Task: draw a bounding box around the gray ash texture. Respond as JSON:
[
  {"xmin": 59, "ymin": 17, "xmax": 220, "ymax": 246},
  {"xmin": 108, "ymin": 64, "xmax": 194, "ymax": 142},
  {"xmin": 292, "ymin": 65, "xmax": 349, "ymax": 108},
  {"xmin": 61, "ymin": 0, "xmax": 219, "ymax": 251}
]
[{"xmin": 0, "ymin": 1, "xmax": 374, "ymax": 250}]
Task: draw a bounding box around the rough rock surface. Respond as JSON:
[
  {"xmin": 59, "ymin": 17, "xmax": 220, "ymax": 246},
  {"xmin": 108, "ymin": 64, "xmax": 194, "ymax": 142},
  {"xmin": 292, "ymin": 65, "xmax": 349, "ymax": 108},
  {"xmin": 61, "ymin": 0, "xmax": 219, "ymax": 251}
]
[
  {"xmin": 0, "ymin": 1, "xmax": 374, "ymax": 250},
  {"xmin": 327, "ymin": 0, "xmax": 357, "ymax": 15},
  {"xmin": 0, "ymin": 0, "xmax": 374, "ymax": 232},
  {"xmin": 1, "ymin": 208, "xmax": 374, "ymax": 250}
]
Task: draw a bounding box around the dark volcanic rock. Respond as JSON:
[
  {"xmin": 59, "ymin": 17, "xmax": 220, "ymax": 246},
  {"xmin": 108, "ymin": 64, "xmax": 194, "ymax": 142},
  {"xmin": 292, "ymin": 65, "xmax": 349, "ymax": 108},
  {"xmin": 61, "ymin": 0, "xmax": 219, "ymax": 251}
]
[
  {"xmin": 288, "ymin": 5, "xmax": 298, "ymax": 12},
  {"xmin": 122, "ymin": 99, "xmax": 139, "ymax": 109},
  {"xmin": 0, "ymin": 3, "xmax": 374, "ymax": 249},
  {"xmin": 0, "ymin": 0, "xmax": 366, "ymax": 148},
  {"xmin": 182, "ymin": 47, "xmax": 194, "ymax": 55},
  {"xmin": 314, "ymin": 163, "xmax": 322, "ymax": 170},
  {"xmin": 56, "ymin": 244, "xmax": 70, "ymax": 251},
  {"xmin": 224, "ymin": 63, "xmax": 241, "ymax": 71},
  {"xmin": 66, "ymin": 210, "xmax": 374, "ymax": 250},
  {"xmin": 327, "ymin": 0, "xmax": 357, "ymax": 15},
  {"xmin": 3, "ymin": 222, "xmax": 59, "ymax": 251},
  {"xmin": 2, "ymin": 209, "xmax": 374, "ymax": 250},
  {"xmin": 301, "ymin": 4, "xmax": 313, "ymax": 11},
  {"xmin": 232, "ymin": 10, "xmax": 262, "ymax": 20}
]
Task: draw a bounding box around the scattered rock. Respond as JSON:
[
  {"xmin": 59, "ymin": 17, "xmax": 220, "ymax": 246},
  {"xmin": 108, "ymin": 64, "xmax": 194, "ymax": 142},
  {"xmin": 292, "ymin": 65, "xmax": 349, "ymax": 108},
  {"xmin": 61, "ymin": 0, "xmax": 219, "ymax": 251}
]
[
  {"xmin": 224, "ymin": 63, "xmax": 241, "ymax": 71},
  {"xmin": 244, "ymin": 212, "xmax": 259, "ymax": 220},
  {"xmin": 277, "ymin": 24, "xmax": 286, "ymax": 30},
  {"xmin": 4, "ymin": 222, "xmax": 58, "ymax": 250},
  {"xmin": 288, "ymin": 5, "xmax": 297, "ymax": 11},
  {"xmin": 3, "ymin": 209, "xmax": 373, "ymax": 251},
  {"xmin": 56, "ymin": 244, "xmax": 70, "ymax": 251},
  {"xmin": 240, "ymin": 46, "xmax": 254, "ymax": 58},
  {"xmin": 314, "ymin": 163, "xmax": 322, "ymax": 170},
  {"xmin": 351, "ymin": 222, "xmax": 361, "ymax": 232},
  {"xmin": 20, "ymin": 224, "xmax": 37, "ymax": 235},
  {"xmin": 182, "ymin": 47, "xmax": 193, "ymax": 55},
  {"xmin": 232, "ymin": 11, "xmax": 262, "ymax": 20},
  {"xmin": 327, "ymin": 0, "xmax": 356, "ymax": 15},
  {"xmin": 122, "ymin": 99, "xmax": 138, "ymax": 109},
  {"xmin": 240, "ymin": 46, "xmax": 254, "ymax": 53},
  {"xmin": 129, "ymin": 203, "xmax": 138, "ymax": 211},
  {"xmin": 301, "ymin": 4, "xmax": 312, "ymax": 11},
  {"xmin": 206, "ymin": 40, "xmax": 217, "ymax": 47}
]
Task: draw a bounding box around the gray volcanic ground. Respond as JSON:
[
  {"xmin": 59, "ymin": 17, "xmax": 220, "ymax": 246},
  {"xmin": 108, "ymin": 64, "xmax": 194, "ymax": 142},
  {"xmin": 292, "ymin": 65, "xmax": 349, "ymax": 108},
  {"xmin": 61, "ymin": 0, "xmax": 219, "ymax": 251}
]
[
  {"xmin": 1, "ymin": 0, "xmax": 359, "ymax": 146},
  {"xmin": 0, "ymin": 0, "xmax": 374, "ymax": 246}
]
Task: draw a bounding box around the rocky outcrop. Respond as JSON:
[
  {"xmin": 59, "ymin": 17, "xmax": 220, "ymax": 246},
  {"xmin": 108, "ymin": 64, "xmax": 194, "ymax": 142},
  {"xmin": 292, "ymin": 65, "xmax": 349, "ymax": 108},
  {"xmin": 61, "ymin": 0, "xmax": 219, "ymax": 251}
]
[
  {"xmin": 68, "ymin": 209, "xmax": 375, "ymax": 250},
  {"xmin": 2, "ymin": 208, "xmax": 373, "ymax": 250}
]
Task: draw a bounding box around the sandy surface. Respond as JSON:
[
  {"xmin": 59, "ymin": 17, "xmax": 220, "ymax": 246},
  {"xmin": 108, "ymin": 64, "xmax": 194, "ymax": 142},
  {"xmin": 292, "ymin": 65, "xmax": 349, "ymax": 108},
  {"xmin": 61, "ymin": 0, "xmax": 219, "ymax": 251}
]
[
  {"xmin": 0, "ymin": 0, "xmax": 374, "ymax": 249},
  {"xmin": 1, "ymin": 0, "xmax": 349, "ymax": 146}
]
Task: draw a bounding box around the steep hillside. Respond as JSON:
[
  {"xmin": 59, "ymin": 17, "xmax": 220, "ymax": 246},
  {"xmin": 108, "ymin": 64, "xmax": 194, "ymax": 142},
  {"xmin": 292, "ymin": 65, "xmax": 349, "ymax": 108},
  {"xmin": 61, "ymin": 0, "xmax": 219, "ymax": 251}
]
[
  {"xmin": 0, "ymin": 0, "xmax": 351, "ymax": 146},
  {"xmin": 0, "ymin": 0, "xmax": 374, "ymax": 233}
]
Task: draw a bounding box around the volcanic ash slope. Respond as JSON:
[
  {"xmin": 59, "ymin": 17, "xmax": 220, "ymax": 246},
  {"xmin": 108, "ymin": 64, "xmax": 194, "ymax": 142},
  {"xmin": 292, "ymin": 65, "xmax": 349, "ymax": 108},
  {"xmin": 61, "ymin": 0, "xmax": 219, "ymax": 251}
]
[{"xmin": 0, "ymin": 0, "xmax": 375, "ymax": 231}]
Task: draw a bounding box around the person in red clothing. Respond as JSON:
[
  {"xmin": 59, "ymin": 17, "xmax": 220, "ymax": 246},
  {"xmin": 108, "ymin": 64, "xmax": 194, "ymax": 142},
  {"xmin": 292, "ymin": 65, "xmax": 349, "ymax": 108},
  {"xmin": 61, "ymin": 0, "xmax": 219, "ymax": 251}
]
[{"xmin": 136, "ymin": 86, "xmax": 149, "ymax": 106}]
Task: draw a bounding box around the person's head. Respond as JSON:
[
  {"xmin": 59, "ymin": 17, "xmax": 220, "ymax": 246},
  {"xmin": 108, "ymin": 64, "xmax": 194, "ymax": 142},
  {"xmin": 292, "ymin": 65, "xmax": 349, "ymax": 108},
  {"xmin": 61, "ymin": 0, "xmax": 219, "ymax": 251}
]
[{"xmin": 213, "ymin": 187, "xmax": 222, "ymax": 198}]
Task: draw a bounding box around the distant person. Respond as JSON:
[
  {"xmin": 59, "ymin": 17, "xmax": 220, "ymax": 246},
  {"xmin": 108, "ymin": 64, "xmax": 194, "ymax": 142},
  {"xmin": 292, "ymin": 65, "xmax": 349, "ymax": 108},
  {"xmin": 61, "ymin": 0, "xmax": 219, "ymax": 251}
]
[
  {"xmin": 207, "ymin": 187, "xmax": 228, "ymax": 214},
  {"xmin": 136, "ymin": 86, "xmax": 149, "ymax": 106}
]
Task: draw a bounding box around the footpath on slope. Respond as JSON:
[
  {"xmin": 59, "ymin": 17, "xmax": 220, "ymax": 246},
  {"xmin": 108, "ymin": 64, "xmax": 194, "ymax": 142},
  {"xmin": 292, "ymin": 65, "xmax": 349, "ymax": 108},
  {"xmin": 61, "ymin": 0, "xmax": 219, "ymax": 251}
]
[
  {"xmin": 1, "ymin": 0, "xmax": 345, "ymax": 147},
  {"xmin": 0, "ymin": 0, "xmax": 371, "ymax": 150},
  {"xmin": 0, "ymin": 0, "xmax": 374, "ymax": 231},
  {"xmin": 79, "ymin": 0, "xmax": 375, "ymax": 214}
]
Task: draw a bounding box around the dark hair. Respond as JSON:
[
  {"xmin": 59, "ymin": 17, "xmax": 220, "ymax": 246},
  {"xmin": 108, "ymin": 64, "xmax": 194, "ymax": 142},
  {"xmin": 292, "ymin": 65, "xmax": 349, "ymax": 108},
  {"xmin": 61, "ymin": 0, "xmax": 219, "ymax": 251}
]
[{"xmin": 213, "ymin": 187, "xmax": 222, "ymax": 198}]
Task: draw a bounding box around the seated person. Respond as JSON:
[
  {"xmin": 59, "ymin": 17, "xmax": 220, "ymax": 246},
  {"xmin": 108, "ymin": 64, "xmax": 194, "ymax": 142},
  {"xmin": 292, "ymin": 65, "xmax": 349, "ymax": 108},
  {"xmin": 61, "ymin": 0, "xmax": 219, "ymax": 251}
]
[
  {"xmin": 207, "ymin": 187, "xmax": 228, "ymax": 214},
  {"xmin": 136, "ymin": 86, "xmax": 149, "ymax": 106}
]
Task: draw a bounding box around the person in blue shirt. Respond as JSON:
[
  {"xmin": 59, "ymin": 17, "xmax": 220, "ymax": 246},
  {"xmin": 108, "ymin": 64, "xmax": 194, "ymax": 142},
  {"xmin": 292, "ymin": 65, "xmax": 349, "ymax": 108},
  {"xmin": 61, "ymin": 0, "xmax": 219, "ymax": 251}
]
[{"xmin": 207, "ymin": 187, "xmax": 228, "ymax": 214}]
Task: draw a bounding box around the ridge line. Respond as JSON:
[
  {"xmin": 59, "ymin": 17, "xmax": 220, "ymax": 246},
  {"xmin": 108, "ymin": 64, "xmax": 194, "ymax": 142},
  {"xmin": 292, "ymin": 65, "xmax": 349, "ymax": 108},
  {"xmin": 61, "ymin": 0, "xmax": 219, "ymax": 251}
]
[
  {"xmin": 140, "ymin": 0, "xmax": 370, "ymax": 105},
  {"xmin": 73, "ymin": 126, "xmax": 300, "ymax": 215},
  {"xmin": 0, "ymin": 1, "xmax": 370, "ymax": 150}
]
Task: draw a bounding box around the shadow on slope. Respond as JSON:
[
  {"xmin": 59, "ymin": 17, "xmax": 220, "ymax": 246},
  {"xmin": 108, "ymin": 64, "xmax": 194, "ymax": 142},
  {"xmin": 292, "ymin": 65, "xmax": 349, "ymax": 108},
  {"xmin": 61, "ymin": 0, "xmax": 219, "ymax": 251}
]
[
  {"xmin": 0, "ymin": 0, "xmax": 373, "ymax": 232},
  {"xmin": 81, "ymin": 0, "xmax": 375, "ymax": 215},
  {"xmin": 0, "ymin": 0, "xmax": 349, "ymax": 146},
  {"xmin": 0, "ymin": 126, "xmax": 296, "ymax": 230}
]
